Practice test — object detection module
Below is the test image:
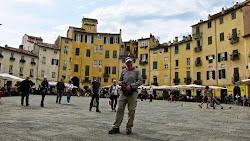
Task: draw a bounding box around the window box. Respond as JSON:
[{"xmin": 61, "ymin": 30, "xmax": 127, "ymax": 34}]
[
  {"xmin": 193, "ymin": 32, "xmax": 202, "ymax": 39},
  {"xmin": 195, "ymin": 60, "xmax": 202, "ymax": 66},
  {"xmin": 20, "ymin": 59, "xmax": 26, "ymax": 63},
  {"xmin": 30, "ymin": 75, "xmax": 34, "ymax": 78},
  {"xmin": 140, "ymin": 46, "xmax": 148, "ymax": 48},
  {"xmin": 173, "ymin": 78, "xmax": 180, "ymax": 84},
  {"xmin": 184, "ymin": 78, "xmax": 192, "ymax": 84},
  {"xmin": 142, "ymin": 75, "xmax": 147, "ymax": 79},
  {"xmin": 10, "ymin": 57, "xmax": 15, "ymax": 61},
  {"xmin": 31, "ymin": 61, "xmax": 36, "ymax": 65},
  {"xmin": 230, "ymin": 53, "xmax": 240, "ymax": 60},
  {"xmin": 229, "ymin": 36, "xmax": 239, "ymax": 44},
  {"xmin": 139, "ymin": 60, "xmax": 148, "ymax": 65},
  {"xmin": 19, "ymin": 73, "xmax": 23, "ymax": 76},
  {"xmin": 83, "ymin": 80, "xmax": 91, "ymax": 83},
  {"xmin": 193, "ymin": 80, "xmax": 202, "ymax": 85},
  {"xmin": 194, "ymin": 46, "xmax": 202, "ymax": 52},
  {"xmin": 9, "ymin": 72, "xmax": 13, "ymax": 75},
  {"xmin": 151, "ymin": 82, "xmax": 158, "ymax": 86},
  {"xmin": 103, "ymin": 73, "xmax": 109, "ymax": 78}
]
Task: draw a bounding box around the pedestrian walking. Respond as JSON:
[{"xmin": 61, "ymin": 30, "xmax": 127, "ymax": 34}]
[
  {"xmin": 140, "ymin": 87, "xmax": 144, "ymax": 101},
  {"xmin": 144, "ymin": 88, "xmax": 147, "ymax": 101},
  {"xmin": 89, "ymin": 76, "xmax": 101, "ymax": 112},
  {"xmin": 66, "ymin": 81, "xmax": 73, "ymax": 104},
  {"xmin": 40, "ymin": 76, "xmax": 50, "ymax": 107},
  {"xmin": 149, "ymin": 86, "xmax": 153, "ymax": 102},
  {"xmin": 199, "ymin": 86, "xmax": 211, "ymax": 109},
  {"xmin": 109, "ymin": 80, "xmax": 119, "ymax": 112},
  {"xmin": 56, "ymin": 78, "xmax": 66, "ymax": 104},
  {"xmin": 20, "ymin": 76, "xmax": 34, "ymax": 106},
  {"xmin": 109, "ymin": 57, "xmax": 143, "ymax": 135}
]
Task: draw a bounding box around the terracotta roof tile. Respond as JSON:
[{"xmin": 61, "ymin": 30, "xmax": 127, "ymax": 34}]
[
  {"xmin": 36, "ymin": 42, "xmax": 59, "ymax": 50},
  {"xmin": 26, "ymin": 34, "xmax": 43, "ymax": 41},
  {"xmin": 0, "ymin": 46, "xmax": 38, "ymax": 57}
]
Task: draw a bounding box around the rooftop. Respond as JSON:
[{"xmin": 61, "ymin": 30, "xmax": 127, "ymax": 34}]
[
  {"xmin": 0, "ymin": 45, "xmax": 38, "ymax": 57},
  {"xmin": 36, "ymin": 42, "xmax": 59, "ymax": 50}
]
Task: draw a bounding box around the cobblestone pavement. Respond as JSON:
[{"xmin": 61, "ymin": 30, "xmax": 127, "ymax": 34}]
[{"xmin": 0, "ymin": 95, "xmax": 249, "ymax": 141}]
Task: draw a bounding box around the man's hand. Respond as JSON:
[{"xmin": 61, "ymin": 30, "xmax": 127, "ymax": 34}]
[
  {"xmin": 126, "ymin": 85, "xmax": 131, "ymax": 91},
  {"xmin": 118, "ymin": 81, "xmax": 123, "ymax": 85}
]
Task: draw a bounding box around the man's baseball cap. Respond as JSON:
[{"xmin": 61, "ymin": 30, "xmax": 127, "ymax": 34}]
[{"xmin": 125, "ymin": 57, "xmax": 133, "ymax": 63}]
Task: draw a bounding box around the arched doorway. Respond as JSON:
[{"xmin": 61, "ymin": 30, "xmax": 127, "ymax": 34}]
[
  {"xmin": 233, "ymin": 86, "xmax": 241, "ymax": 100},
  {"xmin": 71, "ymin": 77, "xmax": 79, "ymax": 87}
]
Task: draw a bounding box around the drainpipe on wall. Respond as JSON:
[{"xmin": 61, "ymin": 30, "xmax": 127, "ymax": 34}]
[{"xmin": 214, "ymin": 18, "xmax": 218, "ymax": 86}]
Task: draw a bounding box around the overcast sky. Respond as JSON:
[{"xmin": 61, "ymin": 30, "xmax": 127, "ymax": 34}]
[{"xmin": 0, "ymin": 0, "xmax": 239, "ymax": 48}]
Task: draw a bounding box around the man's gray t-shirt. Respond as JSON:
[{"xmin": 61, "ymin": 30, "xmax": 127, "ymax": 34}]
[{"xmin": 119, "ymin": 68, "xmax": 143, "ymax": 91}]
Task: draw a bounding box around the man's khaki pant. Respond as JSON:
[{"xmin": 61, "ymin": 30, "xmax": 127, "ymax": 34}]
[{"xmin": 112, "ymin": 91, "xmax": 137, "ymax": 129}]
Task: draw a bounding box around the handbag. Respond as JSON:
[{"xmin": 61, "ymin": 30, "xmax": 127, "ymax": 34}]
[{"xmin": 67, "ymin": 89, "xmax": 71, "ymax": 93}]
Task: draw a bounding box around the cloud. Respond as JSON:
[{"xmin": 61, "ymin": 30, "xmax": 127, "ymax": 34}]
[
  {"xmin": 15, "ymin": 0, "xmax": 55, "ymax": 6},
  {"xmin": 77, "ymin": 5, "xmax": 84, "ymax": 9}
]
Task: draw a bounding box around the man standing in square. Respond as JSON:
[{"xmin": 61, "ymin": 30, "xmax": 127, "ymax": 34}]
[
  {"xmin": 20, "ymin": 76, "xmax": 34, "ymax": 106},
  {"xmin": 56, "ymin": 77, "xmax": 65, "ymax": 104},
  {"xmin": 109, "ymin": 57, "xmax": 142, "ymax": 134},
  {"xmin": 89, "ymin": 76, "xmax": 101, "ymax": 112}
]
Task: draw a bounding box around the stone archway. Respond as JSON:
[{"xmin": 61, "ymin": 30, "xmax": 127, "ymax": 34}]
[
  {"xmin": 233, "ymin": 86, "xmax": 241, "ymax": 100},
  {"xmin": 71, "ymin": 77, "xmax": 79, "ymax": 87}
]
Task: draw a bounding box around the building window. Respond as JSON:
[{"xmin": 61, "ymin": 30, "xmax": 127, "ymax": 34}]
[
  {"xmin": 197, "ymin": 72, "xmax": 201, "ymax": 80},
  {"xmin": 100, "ymin": 45, "xmax": 103, "ymax": 52},
  {"xmin": 197, "ymin": 40, "xmax": 201, "ymax": 47},
  {"xmin": 164, "ymin": 75, "xmax": 168, "ymax": 83},
  {"xmin": 62, "ymin": 75, "xmax": 66, "ymax": 79},
  {"xmin": 175, "ymin": 72, "xmax": 179, "ymax": 79},
  {"xmin": 232, "ymin": 28, "xmax": 237, "ymax": 36},
  {"xmin": 85, "ymin": 65, "xmax": 89, "ymax": 76},
  {"xmin": 93, "ymin": 60, "xmax": 97, "ymax": 67},
  {"xmin": 11, "ymin": 53, "xmax": 14, "ymax": 58},
  {"xmin": 112, "ymin": 66, "xmax": 116, "ymax": 74},
  {"xmin": 186, "ymin": 43, "xmax": 190, "ymax": 50},
  {"xmin": 113, "ymin": 37, "xmax": 119, "ymax": 44},
  {"xmin": 52, "ymin": 72, "xmax": 56, "ymax": 78},
  {"xmin": 218, "ymin": 52, "xmax": 227, "ymax": 62},
  {"xmin": 105, "ymin": 50, "xmax": 109, "ymax": 58},
  {"xmin": 164, "ymin": 48, "xmax": 168, "ymax": 52},
  {"xmin": 42, "ymin": 57, "xmax": 46, "ymax": 64},
  {"xmin": 74, "ymin": 64, "xmax": 78, "ymax": 72},
  {"xmin": 186, "ymin": 71, "xmax": 190, "ymax": 78},
  {"xmin": 219, "ymin": 17, "xmax": 223, "ymax": 24},
  {"xmin": 206, "ymin": 55, "xmax": 214, "ymax": 63},
  {"xmin": 219, "ymin": 69, "xmax": 226, "ymax": 79},
  {"xmin": 153, "ymin": 61, "xmax": 157, "ymax": 69},
  {"xmin": 153, "ymin": 50, "xmax": 158, "ymax": 54},
  {"xmin": 164, "ymin": 57, "xmax": 168, "ymax": 61},
  {"xmin": 88, "ymin": 27, "xmax": 91, "ymax": 31},
  {"xmin": 113, "ymin": 50, "xmax": 117, "ymax": 58},
  {"xmin": 174, "ymin": 45, "xmax": 179, "ymax": 54},
  {"xmin": 99, "ymin": 60, "xmax": 102, "ymax": 67},
  {"xmin": 51, "ymin": 59, "xmax": 58, "ymax": 65},
  {"xmin": 86, "ymin": 35, "xmax": 93, "ymax": 43},
  {"xmin": 207, "ymin": 71, "xmax": 215, "ymax": 80},
  {"xmin": 64, "ymin": 46, "xmax": 68, "ymax": 54},
  {"xmin": 75, "ymin": 33, "xmax": 82, "ymax": 42},
  {"xmin": 104, "ymin": 37, "xmax": 110, "ymax": 44},
  {"xmin": 164, "ymin": 64, "xmax": 168, "ymax": 69},
  {"xmin": 41, "ymin": 70, "xmax": 45, "ymax": 77},
  {"xmin": 232, "ymin": 12, "xmax": 236, "ymax": 20},
  {"xmin": 94, "ymin": 45, "xmax": 98, "ymax": 52},
  {"xmin": 220, "ymin": 33, "xmax": 224, "ymax": 41},
  {"xmin": 104, "ymin": 66, "xmax": 111, "ymax": 74},
  {"xmin": 86, "ymin": 49, "xmax": 90, "ymax": 57},
  {"xmin": 63, "ymin": 61, "xmax": 67, "ymax": 71},
  {"xmin": 208, "ymin": 21, "xmax": 212, "ymax": 28},
  {"xmin": 153, "ymin": 76, "xmax": 157, "ymax": 83},
  {"xmin": 187, "ymin": 58, "xmax": 190, "ymax": 66},
  {"xmin": 21, "ymin": 56, "xmax": 24, "ymax": 60},
  {"xmin": 133, "ymin": 59, "xmax": 136, "ymax": 63},
  {"xmin": 175, "ymin": 60, "xmax": 179, "ymax": 67},
  {"xmin": 30, "ymin": 69, "xmax": 33, "ymax": 77},
  {"xmin": 140, "ymin": 40, "xmax": 148, "ymax": 47},
  {"xmin": 65, "ymin": 39, "xmax": 69, "ymax": 44},
  {"xmin": 75, "ymin": 48, "xmax": 79, "ymax": 55},
  {"xmin": 104, "ymin": 78, "xmax": 108, "ymax": 83},
  {"xmin": 9, "ymin": 65, "xmax": 13, "ymax": 73},
  {"xmin": 20, "ymin": 67, "xmax": 23, "ymax": 74},
  {"xmin": 142, "ymin": 68, "xmax": 146, "ymax": 76},
  {"xmin": 97, "ymin": 34, "xmax": 101, "ymax": 40},
  {"xmin": 43, "ymin": 49, "xmax": 46, "ymax": 52},
  {"xmin": 54, "ymin": 51, "xmax": 57, "ymax": 54},
  {"xmin": 126, "ymin": 46, "xmax": 130, "ymax": 51},
  {"xmin": 159, "ymin": 49, "xmax": 162, "ymax": 53},
  {"xmin": 134, "ymin": 47, "xmax": 138, "ymax": 52},
  {"xmin": 208, "ymin": 36, "xmax": 212, "ymax": 45}
]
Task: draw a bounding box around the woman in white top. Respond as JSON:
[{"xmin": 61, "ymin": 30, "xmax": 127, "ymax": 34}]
[
  {"xmin": 109, "ymin": 80, "xmax": 118, "ymax": 112},
  {"xmin": 67, "ymin": 81, "xmax": 73, "ymax": 104}
]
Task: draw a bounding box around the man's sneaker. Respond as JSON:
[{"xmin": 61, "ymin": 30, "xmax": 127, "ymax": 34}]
[
  {"xmin": 109, "ymin": 128, "xmax": 120, "ymax": 134},
  {"xmin": 126, "ymin": 128, "xmax": 132, "ymax": 135},
  {"xmin": 68, "ymin": 103, "xmax": 70, "ymax": 104},
  {"xmin": 89, "ymin": 109, "xmax": 91, "ymax": 111},
  {"xmin": 96, "ymin": 110, "xmax": 101, "ymax": 113}
]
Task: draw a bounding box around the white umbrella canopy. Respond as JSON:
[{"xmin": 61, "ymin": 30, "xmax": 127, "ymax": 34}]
[
  {"xmin": 49, "ymin": 81, "xmax": 78, "ymax": 88},
  {"xmin": 185, "ymin": 84, "xmax": 206, "ymax": 90},
  {"xmin": 237, "ymin": 79, "xmax": 250, "ymax": 84},
  {"xmin": 209, "ymin": 86, "xmax": 227, "ymax": 89},
  {"xmin": 138, "ymin": 85, "xmax": 150, "ymax": 89},
  {"xmin": 0, "ymin": 73, "xmax": 24, "ymax": 81}
]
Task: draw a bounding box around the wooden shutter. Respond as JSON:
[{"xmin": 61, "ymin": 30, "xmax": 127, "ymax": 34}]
[
  {"xmin": 91, "ymin": 36, "xmax": 94, "ymax": 43},
  {"xmin": 224, "ymin": 52, "xmax": 228, "ymax": 61},
  {"xmin": 222, "ymin": 69, "xmax": 226, "ymax": 78},
  {"xmin": 212, "ymin": 55, "xmax": 215, "ymax": 59},
  {"xmin": 218, "ymin": 53, "xmax": 221, "ymax": 62},
  {"xmin": 81, "ymin": 35, "xmax": 83, "ymax": 42},
  {"xmin": 56, "ymin": 60, "xmax": 58, "ymax": 65},
  {"xmin": 118, "ymin": 37, "xmax": 120, "ymax": 44},
  {"xmin": 212, "ymin": 71, "xmax": 215, "ymax": 79},
  {"xmin": 51, "ymin": 59, "xmax": 53, "ymax": 65},
  {"xmin": 219, "ymin": 70, "xmax": 222, "ymax": 79},
  {"xmin": 104, "ymin": 37, "xmax": 106, "ymax": 44},
  {"xmin": 110, "ymin": 37, "xmax": 113, "ymax": 44},
  {"xmin": 85, "ymin": 35, "xmax": 87, "ymax": 43},
  {"xmin": 74, "ymin": 33, "xmax": 77, "ymax": 41},
  {"xmin": 206, "ymin": 56, "xmax": 208, "ymax": 60},
  {"xmin": 146, "ymin": 54, "xmax": 148, "ymax": 61},
  {"xmin": 207, "ymin": 71, "xmax": 209, "ymax": 80},
  {"xmin": 140, "ymin": 54, "xmax": 142, "ymax": 61}
]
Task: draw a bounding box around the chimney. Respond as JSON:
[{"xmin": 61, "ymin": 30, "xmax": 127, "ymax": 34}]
[
  {"xmin": 222, "ymin": 8, "xmax": 225, "ymax": 14},
  {"xmin": 200, "ymin": 20, "xmax": 203, "ymax": 23},
  {"xmin": 150, "ymin": 33, "xmax": 152, "ymax": 38},
  {"xmin": 19, "ymin": 45, "xmax": 23, "ymax": 50},
  {"xmin": 208, "ymin": 14, "xmax": 211, "ymax": 20},
  {"xmin": 188, "ymin": 35, "xmax": 192, "ymax": 40},
  {"xmin": 5, "ymin": 44, "xmax": 8, "ymax": 47},
  {"xmin": 183, "ymin": 36, "xmax": 186, "ymax": 41},
  {"xmin": 175, "ymin": 37, "xmax": 178, "ymax": 42},
  {"xmin": 168, "ymin": 41, "xmax": 171, "ymax": 45}
]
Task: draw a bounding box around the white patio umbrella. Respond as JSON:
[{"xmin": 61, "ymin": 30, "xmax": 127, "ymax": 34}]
[
  {"xmin": 209, "ymin": 86, "xmax": 227, "ymax": 89},
  {"xmin": 0, "ymin": 73, "xmax": 24, "ymax": 81},
  {"xmin": 237, "ymin": 79, "xmax": 250, "ymax": 85}
]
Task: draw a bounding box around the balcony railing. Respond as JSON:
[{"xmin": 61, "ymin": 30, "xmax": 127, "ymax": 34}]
[
  {"xmin": 9, "ymin": 57, "xmax": 15, "ymax": 61},
  {"xmin": 20, "ymin": 59, "xmax": 26, "ymax": 63},
  {"xmin": 151, "ymin": 82, "xmax": 158, "ymax": 86},
  {"xmin": 19, "ymin": 73, "xmax": 23, "ymax": 76},
  {"xmin": 195, "ymin": 60, "xmax": 202, "ymax": 66},
  {"xmin": 31, "ymin": 61, "xmax": 36, "ymax": 65},
  {"xmin": 83, "ymin": 80, "xmax": 91, "ymax": 83},
  {"xmin": 139, "ymin": 60, "xmax": 148, "ymax": 65},
  {"xmin": 173, "ymin": 78, "xmax": 180, "ymax": 84},
  {"xmin": 142, "ymin": 75, "xmax": 147, "ymax": 79},
  {"xmin": 230, "ymin": 53, "xmax": 240, "ymax": 61},
  {"xmin": 184, "ymin": 78, "xmax": 192, "ymax": 84},
  {"xmin": 229, "ymin": 35, "xmax": 239, "ymax": 44},
  {"xmin": 193, "ymin": 32, "xmax": 202, "ymax": 39},
  {"xmin": 103, "ymin": 73, "xmax": 109, "ymax": 78},
  {"xmin": 193, "ymin": 80, "xmax": 202, "ymax": 85},
  {"xmin": 194, "ymin": 46, "xmax": 202, "ymax": 52},
  {"xmin": 30, "ymin": 75, "xmax": 34, "ymax": 77},
  {"xmin": 140, "ymin": 46, "xmax": 148, "ymax": 48}
]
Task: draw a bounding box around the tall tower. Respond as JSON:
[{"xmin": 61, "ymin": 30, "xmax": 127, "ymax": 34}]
[{"xmin": 81, "ymin": 17, "xmax": 98, "ymax": 33}]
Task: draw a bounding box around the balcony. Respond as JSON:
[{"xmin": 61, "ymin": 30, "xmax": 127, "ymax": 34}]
[
  {"xmin": 193, "ymin": 80, "xmax": 202, "ymax": 85},
  {"xmin": 19, "ymin": 73, "xmax": 23, "ymax": 76},
  {"xmin": 193, "ymin": 32, "xmax": 202, "ymax": 39},
  {"xmin": 20, "ymin": 59, "xmax": 26, "ymax": 63},
  {"xmin": 139, "ymin": 60, "xmax": 148, "ymax": 65},
  {"xmin": 9, "ymin": 72, "xmax": 13, "ymax": 75},
  {"xmin": 151, "ymin": 82, "xmax": 158, "ymax": 86},
  {"xmin": 31, "ymin": 61, "xmax": 36, "ymax": 65},
  {"xmin": 195, "ymin": 60, "xmax": 202, "ymax": 66},
  {"xmin": 142, "ymin": 75, "xmax": 147, "ymax": 79},
  {"xmin": 9, "ymin": 57, "xmax": 15, "ymax": 61},
  {"xmin": 103, "ymin": 73, "xmax": 109, "ymax": 78},
  {"xmin": 0, "ymin": 54, "xmax": 3, "ymax": 58},
  {"xmin": 229, "ymin": 35, "xmax": 239, "ymax": 44},
  {"xmin": 230, "ymin": 53, "xmax": 240, "ymax": 61},
  {"xmin": 184, "ymin": 78, "xmax": 192, "ymax": 84},
  {"xmin": 173, "ymin": 78, "xmax": 180, "ymax": 84},
  {"xmin": 140, "ymin": 46, "xmax": 148, "ymax": 48},
  {"xmin": 30, "ymin": 75, "xmax": 34, "ymax": 77},
  {"xmin": 194, "ymin": 46, "xmax": 202, "ymax": 52}
]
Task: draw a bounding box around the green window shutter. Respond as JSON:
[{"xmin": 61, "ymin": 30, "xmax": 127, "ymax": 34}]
[
  {"xmin": 218, "ymin": 53, "xmax": 221, "ymax": 62},
  {"xmin": 212, "ymin": 71, "xmax": 215, "ymax": 79},
  {"xmin": 207, "ymin": 71, "xmax": 209, "ymax": 80},
  {"xmin": 219, "ymin": 70, "xmax": 222, "ymax": 79},
  {"xmin": 224, "ymin": 52, "xmax": 228, "ymax": 61},
  {"xmin": 104, "ymin": 37, "xmax": 106, "ymax": 44},
  {"xmin": 85, "ymin": 35, "xmax": 87, "ymax": 43},
  {"xmin": 91, "ymin": 36, "xmax": 94, "ymax": 43},
  {"xmin": 81, "ymin": 35, "xmax": 83, "ymax": 42},
  {"xmin": 74, "ymin": 33, "xmax": 77, "ymax": 41},
  {"xmin": 222, "ymin": 69, "xmax": 226, "ymax": 78}
]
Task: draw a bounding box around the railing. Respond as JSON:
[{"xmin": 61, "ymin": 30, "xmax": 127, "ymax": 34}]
[
  {"xmin": 195, "ymin": 60, "xmax": 202, "ymax": 66},
  {"xmin": 229, "ymin": 35, "xmax": 239, "ymax": 44},
  {"xmin": 20, "ymin": 59, "xmax": 26, "ymax": 63},
  {"xmin": 139, "ymin": 60, "xmax": 148, "ymax": 65},
  {"xmin": 173, "ymin": 78, "xmax": 180, "ymax": 84},
  {"xmin": 9, "ymin": 57, "xmax": 15, "ymax": 61},
  {"xmin": 194, "ymin": 46, "xmax": 202, "ymax": 52},
  {"xmin": 193, "ymin": 80, "xmax": 202, "ymax": 85},
  {"xmin": 31, "ymin": 61, "xmax": 36, "ymax": 65},
  {"xmin": 184, "ymin": 78, "xmax": 192, "ymax": 84},
  {"xmin": 193, "ymin": 32, "xmax": 202, "ymax": 39},
  {"xmin": 230, "ymin": 53, "xmax": 240, "ymax": 61}
]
